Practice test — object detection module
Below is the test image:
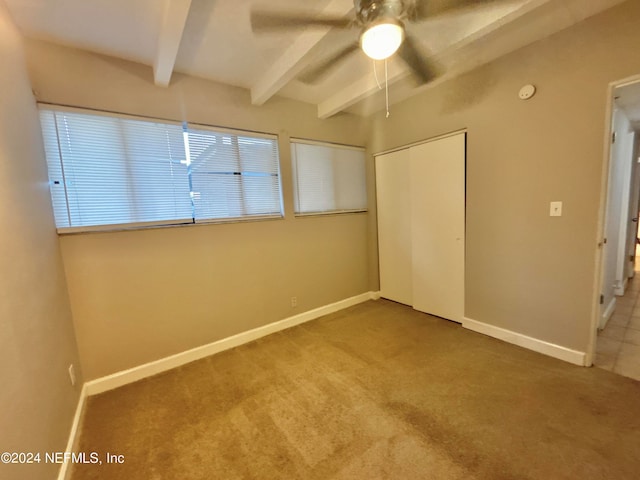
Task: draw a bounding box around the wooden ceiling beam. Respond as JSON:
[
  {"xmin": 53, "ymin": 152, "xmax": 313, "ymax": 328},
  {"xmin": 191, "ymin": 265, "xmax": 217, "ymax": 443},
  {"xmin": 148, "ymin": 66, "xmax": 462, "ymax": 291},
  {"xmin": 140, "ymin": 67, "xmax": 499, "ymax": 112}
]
[
  {"xmin": 318, "ymin": 0, "xmax": 554, "ymax": 118},
  {"xmin": 250, "ymin": 0, "xmax": 353, "ymax": 106},
  {"xmin": 153, "ymin": 0, "xmax": 192, "ymax": 87}
]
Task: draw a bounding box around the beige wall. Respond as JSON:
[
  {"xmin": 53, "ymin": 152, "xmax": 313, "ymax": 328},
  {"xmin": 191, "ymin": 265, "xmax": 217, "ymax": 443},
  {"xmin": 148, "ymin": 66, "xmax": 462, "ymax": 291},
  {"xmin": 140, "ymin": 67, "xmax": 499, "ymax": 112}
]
[
  {"xmin": 0, "ymin": 3, "xmax": 82, "ymax": 479},
  {"xmin": 368, "ymin": 0, "xmax": 640, "ymax": 352},
  {"xmin": 19, "ymin": 0, "xmax": 640, "ymax": 385},
  {"xmin": 24, "ymin": 40, "xmax": 372, "ymax": 380}
]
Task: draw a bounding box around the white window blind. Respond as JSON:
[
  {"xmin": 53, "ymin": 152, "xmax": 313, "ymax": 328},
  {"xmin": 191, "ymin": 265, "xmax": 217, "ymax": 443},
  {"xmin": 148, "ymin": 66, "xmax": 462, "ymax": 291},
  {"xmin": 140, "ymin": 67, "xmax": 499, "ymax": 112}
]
[
  {"xmin": 187, "ymin": 125, "xmax": 282, "ymax": 221},
  {"xmin": 39, "ymin": 107, "xmax": 283, "ymax": 232},
  {"xmin": 291, "ymin": 140, "xmax": 367, "ymax": 215}
]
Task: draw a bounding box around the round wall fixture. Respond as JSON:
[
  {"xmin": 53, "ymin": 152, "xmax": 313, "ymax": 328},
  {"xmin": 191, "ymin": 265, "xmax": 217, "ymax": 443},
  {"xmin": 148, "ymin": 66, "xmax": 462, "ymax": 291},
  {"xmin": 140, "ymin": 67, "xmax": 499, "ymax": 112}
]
[{"xmin": 519, "ymin": 84, "xmax": 536, "ymax": 100}]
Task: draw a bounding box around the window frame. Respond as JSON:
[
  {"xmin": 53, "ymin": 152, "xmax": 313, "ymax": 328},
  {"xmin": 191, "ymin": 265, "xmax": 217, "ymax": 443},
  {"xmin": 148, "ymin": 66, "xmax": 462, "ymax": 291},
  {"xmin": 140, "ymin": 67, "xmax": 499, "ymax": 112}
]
[
  {"xmin": 38, "ymin": 104, "xmax": 284, "ymax": 234},
  {"xmin": 185, "ymin": 121, "xmax": 285, "ymax": 225},
  {"xmin": 290, "ymin": 138, "xmax": 368, "ymax": 217}
]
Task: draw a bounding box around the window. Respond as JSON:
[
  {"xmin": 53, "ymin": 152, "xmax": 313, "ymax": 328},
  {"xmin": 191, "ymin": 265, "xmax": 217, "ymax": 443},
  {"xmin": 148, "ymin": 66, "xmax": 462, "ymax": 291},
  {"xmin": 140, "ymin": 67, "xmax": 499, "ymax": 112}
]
[
  {"xmin": 186, "ymin": 125, "xmax": 282, "ymax": 221},
  {"xmin": 39, "ymin": 107, "xmax": 283, "ymax": 232},
  {"xmin": 291, "ymin": 140, "xmax": 367, "ymax": 215}
]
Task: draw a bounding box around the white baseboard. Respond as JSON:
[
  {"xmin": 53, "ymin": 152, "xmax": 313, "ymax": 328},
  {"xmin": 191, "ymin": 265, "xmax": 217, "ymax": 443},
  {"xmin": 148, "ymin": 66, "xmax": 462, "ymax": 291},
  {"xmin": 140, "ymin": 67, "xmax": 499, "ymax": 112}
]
[
  {"xmin": 57, "ymin": 384, "xmax": 88, "ymax": 480},
  {"xmin": 85, "ymin": 291, "xmax": 379, "ymax": 396},
  {"xmin": 599, "ymin": 297, "xmax": 617, "ymax": 330},
  {"xmin": 614, "ymin": 277, "xmax": 628, "ymax": 296},
  {"xmin": 462, "ymin": 317, "xmax": 586, "ymax": 366}
]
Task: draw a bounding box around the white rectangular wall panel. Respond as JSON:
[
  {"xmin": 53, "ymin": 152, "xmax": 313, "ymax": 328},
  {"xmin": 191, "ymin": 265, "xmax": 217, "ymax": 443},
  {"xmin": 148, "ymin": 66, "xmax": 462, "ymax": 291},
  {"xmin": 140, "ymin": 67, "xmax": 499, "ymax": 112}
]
[
  {"xmin": 409, "ymin": 133, "xmax": 466, "ymax": 322},
  {"xmin": 375, "ymin": 149, "xmax": 413, "ymax": 306}
]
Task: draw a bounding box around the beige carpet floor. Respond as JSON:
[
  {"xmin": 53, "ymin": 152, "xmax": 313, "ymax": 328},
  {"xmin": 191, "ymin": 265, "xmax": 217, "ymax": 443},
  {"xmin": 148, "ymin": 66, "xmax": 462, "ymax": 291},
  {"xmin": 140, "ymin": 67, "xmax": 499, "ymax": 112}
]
[{"xmin": 70, "ymin": 300, "xmax": 640, "ymax": 479}]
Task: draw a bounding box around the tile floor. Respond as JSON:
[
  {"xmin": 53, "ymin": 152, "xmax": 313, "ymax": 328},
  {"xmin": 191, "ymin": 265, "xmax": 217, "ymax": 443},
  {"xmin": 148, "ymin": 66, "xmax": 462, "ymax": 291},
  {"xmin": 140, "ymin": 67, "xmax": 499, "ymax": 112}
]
[{"xmin": 595, "ymin": 268, "xmax": 640, "ymax": 381}]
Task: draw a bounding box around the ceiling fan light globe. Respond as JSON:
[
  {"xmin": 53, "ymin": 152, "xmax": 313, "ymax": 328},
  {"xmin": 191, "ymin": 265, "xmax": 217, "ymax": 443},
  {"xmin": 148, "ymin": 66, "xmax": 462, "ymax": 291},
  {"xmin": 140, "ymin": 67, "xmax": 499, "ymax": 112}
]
[{"xmin": 361, "ymin": 22, "xmax": 404, "ymax": 61}]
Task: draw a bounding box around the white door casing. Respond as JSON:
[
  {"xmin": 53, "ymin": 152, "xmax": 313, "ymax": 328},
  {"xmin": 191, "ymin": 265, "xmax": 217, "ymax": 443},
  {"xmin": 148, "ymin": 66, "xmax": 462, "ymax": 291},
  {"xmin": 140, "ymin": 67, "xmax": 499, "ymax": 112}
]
[
  {"xmin": 375, "ymin": 132, "xmax": 466, "ymax": 320},
  {"xmin": 375, "ymin": 149, "xmax": 413, "ymax": 306},
  {"xmin": 409, "ymin": 133, "xmax": 466, "ymax": 322}
]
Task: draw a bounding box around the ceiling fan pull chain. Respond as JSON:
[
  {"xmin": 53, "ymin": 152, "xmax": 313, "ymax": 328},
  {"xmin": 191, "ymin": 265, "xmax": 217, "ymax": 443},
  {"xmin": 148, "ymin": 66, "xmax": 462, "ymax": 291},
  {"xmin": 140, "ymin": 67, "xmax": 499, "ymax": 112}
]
[
  {"xmin": 373, "ymin": 60, "xmax": 383, "ymax": 90},
  {"xmin": 385, "ymin": 58, "xmax": 390, "ymax": 118}
]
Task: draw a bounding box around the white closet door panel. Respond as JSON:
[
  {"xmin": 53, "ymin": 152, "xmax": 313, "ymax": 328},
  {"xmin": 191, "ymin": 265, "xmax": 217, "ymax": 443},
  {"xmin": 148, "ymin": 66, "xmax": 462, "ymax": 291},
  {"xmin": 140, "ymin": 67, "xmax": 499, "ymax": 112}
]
[
  {"xmin": 410, "ymin": 133, "xmax": 465, "ymax": 322},
  {"xmin": 375, "ymin": 149, "xmax": 412, "ymax": 305}
]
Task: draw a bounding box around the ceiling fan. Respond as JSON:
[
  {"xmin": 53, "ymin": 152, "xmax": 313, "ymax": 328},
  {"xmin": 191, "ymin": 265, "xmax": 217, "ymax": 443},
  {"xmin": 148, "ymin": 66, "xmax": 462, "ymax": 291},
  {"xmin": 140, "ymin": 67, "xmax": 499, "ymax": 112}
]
[{"xmin": 250, "ymin": 0, "xmax": 491, "ymax": 85}]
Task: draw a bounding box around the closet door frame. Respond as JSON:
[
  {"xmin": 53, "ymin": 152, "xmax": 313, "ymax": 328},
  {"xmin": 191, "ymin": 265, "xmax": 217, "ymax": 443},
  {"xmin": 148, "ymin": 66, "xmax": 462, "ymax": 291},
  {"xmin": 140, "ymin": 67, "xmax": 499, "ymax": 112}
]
[
  {"xmin": 409, "ymin": 132, "xmax": 466, "ymax": 322},
  {"xmin": 375, "ymin": 149, "xmax": 413, "ymax": 306},
  {"xmin": 375, "ymin": 129, "xmax": 466, "ymax": 321}
]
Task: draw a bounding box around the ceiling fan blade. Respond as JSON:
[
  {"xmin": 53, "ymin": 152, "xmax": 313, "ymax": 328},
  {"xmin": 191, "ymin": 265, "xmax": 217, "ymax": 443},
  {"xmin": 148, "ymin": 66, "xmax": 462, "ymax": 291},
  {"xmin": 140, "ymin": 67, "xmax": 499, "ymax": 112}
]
[
  {"xmin": 298, "ymin": 43, "xmax": 360, "ymax": 84},
  {"xmin": 414, "ymin": 0, "xmax": 501, "ymax": 20},
  {"xmin": 397, "ymin": 35, "xmax": 441, "ymax": 84},
  {"xmin": 250, "ymin": 10, "xmax": 352, "ymax": 32}
]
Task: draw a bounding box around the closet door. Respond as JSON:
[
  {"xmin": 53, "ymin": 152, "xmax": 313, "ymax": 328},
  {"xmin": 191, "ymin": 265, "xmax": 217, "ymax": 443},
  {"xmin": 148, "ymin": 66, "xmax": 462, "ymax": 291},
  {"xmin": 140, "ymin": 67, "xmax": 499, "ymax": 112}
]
[
  {"xmin": 410, "ymin": 133, "xmax": 465, "ymax": 322},
  {"xmin": 375, "ymin": 149, "xmax": 413, "ymax": 306}
]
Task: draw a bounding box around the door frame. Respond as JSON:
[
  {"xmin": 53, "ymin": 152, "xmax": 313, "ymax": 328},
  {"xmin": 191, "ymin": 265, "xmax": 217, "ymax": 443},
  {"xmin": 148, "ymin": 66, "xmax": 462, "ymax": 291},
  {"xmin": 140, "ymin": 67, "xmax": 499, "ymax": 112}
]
[
  {"xmin": 373, "ymin": 128, "xmax": 467, "ymax": 309},
  {"xmin": 625, "ymin": 139, "xmax": 640, "ymax": 278},
  {"xmin": 588, "ymin": 73, "xmax": 640, "ymax": 366}
]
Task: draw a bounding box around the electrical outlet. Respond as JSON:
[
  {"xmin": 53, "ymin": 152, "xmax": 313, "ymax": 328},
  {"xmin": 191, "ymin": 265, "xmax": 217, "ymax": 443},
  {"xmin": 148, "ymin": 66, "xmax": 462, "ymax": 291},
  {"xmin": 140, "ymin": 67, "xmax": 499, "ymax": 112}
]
[
  {"xmin": 68, "ymin": 364, "xmax": 76, "ymax": 387},
  {"xmin": 291, "ymin": 296, "xmax": 297, "ymax": 308}
]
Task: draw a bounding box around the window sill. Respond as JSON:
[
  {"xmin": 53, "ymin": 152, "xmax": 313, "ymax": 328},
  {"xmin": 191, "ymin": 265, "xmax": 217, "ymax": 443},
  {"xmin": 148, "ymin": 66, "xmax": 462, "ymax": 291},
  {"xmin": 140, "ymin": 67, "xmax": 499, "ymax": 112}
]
[
  {"xmin": 56, "ymin": 214, "xmax": 285, "ymax": 235},
  {"xmin": 293, "ymin": 209, "xmax": 368, "ymax": 218}
]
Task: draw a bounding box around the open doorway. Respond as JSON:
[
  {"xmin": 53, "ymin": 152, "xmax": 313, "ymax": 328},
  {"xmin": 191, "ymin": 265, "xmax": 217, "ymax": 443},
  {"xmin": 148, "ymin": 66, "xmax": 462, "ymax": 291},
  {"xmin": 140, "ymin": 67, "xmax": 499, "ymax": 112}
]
[{"xmin": 592, "ymin": 77, "xmax": 640, "ymax": 380}]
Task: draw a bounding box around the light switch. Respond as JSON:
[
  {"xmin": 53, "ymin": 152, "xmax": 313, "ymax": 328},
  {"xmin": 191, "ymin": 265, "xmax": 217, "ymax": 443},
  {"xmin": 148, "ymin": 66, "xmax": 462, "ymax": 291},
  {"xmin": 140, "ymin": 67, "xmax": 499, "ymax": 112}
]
[{"xmin": 550, "ymin": 201, "xmax": 562, "ymax": 217}]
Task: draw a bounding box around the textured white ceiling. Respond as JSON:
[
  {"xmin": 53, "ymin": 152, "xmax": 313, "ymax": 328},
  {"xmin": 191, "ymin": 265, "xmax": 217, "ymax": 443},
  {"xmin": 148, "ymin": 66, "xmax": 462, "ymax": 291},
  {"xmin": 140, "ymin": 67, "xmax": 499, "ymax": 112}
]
[
  {"xmin": 5, "ymin": 0, "xmax": 164, "ymax": 65},
  {"xmin": 4, "ymin": 0, "xmax": 629, "ymax": 117},
  {"xmin": 174, "ymin": 0, "xmax": 336, "ymax": 89}
]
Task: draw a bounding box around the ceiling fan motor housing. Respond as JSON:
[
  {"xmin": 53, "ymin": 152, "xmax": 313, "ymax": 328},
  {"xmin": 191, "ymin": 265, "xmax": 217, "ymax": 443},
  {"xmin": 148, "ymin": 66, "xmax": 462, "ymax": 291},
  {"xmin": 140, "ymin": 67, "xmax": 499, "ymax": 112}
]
[
  {"xmin": 354, "ymin": 0, "xmax": 414, "ymax": 25},
  {"xmin": 356, "ymin": 0, "xmax": 411, "ymax": 59}
]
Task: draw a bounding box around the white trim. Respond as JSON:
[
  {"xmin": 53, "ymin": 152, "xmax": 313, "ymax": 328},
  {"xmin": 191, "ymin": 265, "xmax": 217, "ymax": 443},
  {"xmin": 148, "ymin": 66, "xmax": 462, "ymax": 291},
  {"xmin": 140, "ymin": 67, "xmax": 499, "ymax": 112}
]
[
  {"xmin": 589, "ymin": 74, "xmax": 640, "ymax": 369},
  {"xmin": 373, "ymin": 128, "xmax": 467, "ymax": 157},
  {"xmin": 57, "ymin": 218, "xmax": 194, "ymax": 234},
  {"xmin": 56, "ymin": 384, "xmax": 88, "ymax": 480},
  {"xmin": 153, "ymin": 0, "xmax": 192, "ymax": 87},
  {"xmin": 58, "ymin": 214, "xmax": 285, "ymax": 236},
  {"xmin": 600, "ymin": 297, "xmax": 617, "ymax": 330},
  {"xmin": 187, "ymin": 121, "xmax": 278, "ymax": 140},
  {"xmin": 290, "ymin": 137, "xmax": 365, "ymax": 151},
  {"xmin": 622, "ymin": 277, "xmax": 629, "ymax": 295},
  {"xmin": 37, "ymin": 102, "xmax": 280, "ymax": 140},
  {"xmin": 86, "ymin": 292, "xmax": 378, "ymax": 396},
  {"xmin": 462, "ymin": 317, "xmax": 586, "ymax": 366},
  {"xmin": 38, "ymin": 103, "xmax": 183, "ymax": 127},
  {"xmin": 294, "ymin": 209, "xmax": 368, "ymax": 217}
]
